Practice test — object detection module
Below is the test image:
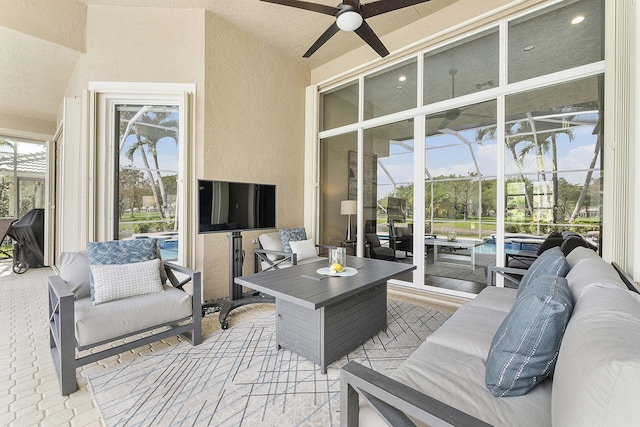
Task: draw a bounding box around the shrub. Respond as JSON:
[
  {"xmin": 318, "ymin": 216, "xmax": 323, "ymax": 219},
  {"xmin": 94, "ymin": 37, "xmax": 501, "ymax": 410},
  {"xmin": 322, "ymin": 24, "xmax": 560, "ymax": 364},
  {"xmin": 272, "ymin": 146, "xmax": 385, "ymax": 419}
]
[{"xmin": 132, "ymin": 222, "xmax": 153, "ymax": 234}]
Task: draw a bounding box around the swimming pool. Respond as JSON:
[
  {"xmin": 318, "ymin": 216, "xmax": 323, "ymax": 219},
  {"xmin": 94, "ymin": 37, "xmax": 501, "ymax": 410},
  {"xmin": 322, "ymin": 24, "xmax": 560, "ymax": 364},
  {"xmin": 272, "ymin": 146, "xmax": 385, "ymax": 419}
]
[
  {"xmin": 474, "ymin": 239, "xmax": 541, "ymax": 255},
  {"xmin": 157, "ymin": 239, "xmax": 178, "ymax": 260}
]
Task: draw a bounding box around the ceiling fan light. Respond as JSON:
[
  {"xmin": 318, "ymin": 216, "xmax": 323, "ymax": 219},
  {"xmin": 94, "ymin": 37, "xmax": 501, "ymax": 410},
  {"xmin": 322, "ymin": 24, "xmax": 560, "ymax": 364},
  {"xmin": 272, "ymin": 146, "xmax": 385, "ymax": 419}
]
[{"xmin": 336, "ymin": 10, "xmax": 363, "ymax": 31}]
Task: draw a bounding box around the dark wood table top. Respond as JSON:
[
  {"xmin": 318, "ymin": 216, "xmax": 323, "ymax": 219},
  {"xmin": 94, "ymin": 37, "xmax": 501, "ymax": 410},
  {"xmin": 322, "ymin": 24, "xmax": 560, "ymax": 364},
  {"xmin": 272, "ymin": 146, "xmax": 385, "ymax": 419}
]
[{"xmin": 235, "ymin": 256, "xmax": 416, "ymax": 310}]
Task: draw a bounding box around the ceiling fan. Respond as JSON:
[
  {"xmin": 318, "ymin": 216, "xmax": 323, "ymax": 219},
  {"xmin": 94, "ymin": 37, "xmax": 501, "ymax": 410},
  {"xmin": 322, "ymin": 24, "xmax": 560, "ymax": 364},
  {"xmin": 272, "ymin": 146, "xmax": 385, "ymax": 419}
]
[
  {"xmin": 436, "ymin": 69, "xmax": 463, "ymax": 129},
  {"xmin": 260, "ymin": 0, "xmax": 434, "ymax": 58},
  {"xmin": 433, "ymin": 69, "xmax": 494, "ymax": 130}
]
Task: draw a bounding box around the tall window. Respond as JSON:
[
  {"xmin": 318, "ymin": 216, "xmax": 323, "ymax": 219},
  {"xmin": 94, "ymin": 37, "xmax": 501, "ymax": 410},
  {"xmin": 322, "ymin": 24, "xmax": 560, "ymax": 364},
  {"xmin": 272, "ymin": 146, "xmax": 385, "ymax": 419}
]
[
  {"xmin": 116, "ymin": 105, "xmax": 180, "ymax": 260},
  {"xmin": 91, "ymin": 84, "xmax": 193, "ymax": 264},
  {"xmin": 501, "ymin": 77, "xmax": 602, "ymax": 241},
  {"xmin": 316, "ymin": 0, "xmax": 604, "ymax": 295}
]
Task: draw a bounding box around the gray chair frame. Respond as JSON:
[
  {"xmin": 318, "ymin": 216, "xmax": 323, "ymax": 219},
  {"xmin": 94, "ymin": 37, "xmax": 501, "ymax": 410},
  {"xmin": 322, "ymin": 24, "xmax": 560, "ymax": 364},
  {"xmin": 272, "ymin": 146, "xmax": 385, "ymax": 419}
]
[
  {"xmin": 485, "ymin": 265, "xmax": 528, "ymax": 287},
  {"xmin": 48, "ymin": 261, "xmax": 202, "ymax": 395},
  {"xmin": 388, "ymin": 220, "xmax": 413, "ymax": 257},
  {"xmin": 253, "ymin": 243, "xmax": 335, "ymax": 273}
]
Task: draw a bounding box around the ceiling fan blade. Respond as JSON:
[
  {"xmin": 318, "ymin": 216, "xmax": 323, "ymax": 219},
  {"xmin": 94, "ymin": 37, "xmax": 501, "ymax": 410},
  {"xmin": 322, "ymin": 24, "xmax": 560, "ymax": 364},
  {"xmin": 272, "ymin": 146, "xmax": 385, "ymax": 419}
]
[
  {"xmin": 362, "ymin": 0, "xmax": 432, "ymax": 19},
  {"xmin": 303, "ymin": 22, "xmax": 341, "ymax": 58},
  {"xmin": 354, "ymin": 21, "xmax": 389, "ymax": 57},
  {"xmin": 260, "ymin": 0, "xmax": 338, "ymax": 16},
  {"xmin": 438, "ymin": 118, "xmax": 451, "ymax": 130}
]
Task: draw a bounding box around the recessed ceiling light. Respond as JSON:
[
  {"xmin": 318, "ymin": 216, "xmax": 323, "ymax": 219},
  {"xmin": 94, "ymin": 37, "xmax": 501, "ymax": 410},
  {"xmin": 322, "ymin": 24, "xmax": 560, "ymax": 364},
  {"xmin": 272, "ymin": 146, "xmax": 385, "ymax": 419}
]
[
  {"xmin": 396, "ymin": 85, "xmax": 404, "ymax": 90},
  {"xmin": 523, "ymin": 45, "xmax": 535, "ymax": 52},
  {"xmin": 398, "ymin": 76, "xmax": 407, "ymax": 82},
  {"xmin": 571, "ymin": 15, "xmax": 586, "ymax": 25}
]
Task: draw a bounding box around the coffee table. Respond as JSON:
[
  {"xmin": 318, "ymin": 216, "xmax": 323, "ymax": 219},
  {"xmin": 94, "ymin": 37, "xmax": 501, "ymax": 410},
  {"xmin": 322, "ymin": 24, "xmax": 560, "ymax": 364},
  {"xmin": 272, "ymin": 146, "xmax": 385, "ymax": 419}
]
[{"xmin": 234, "ymin": 256, "xmax": 415, "ymax": 373}]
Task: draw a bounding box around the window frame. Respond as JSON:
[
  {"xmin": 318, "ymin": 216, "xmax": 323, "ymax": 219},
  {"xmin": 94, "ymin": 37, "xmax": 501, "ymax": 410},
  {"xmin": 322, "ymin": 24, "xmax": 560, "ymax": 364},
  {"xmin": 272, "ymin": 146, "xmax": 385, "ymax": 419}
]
[
  {"xmin": 312, "ymin": 0, "xmax": 605, "ymax": 295},
  {"xmin": 89, "ymin": 82, "xmax": 195, "ymax": 266}
]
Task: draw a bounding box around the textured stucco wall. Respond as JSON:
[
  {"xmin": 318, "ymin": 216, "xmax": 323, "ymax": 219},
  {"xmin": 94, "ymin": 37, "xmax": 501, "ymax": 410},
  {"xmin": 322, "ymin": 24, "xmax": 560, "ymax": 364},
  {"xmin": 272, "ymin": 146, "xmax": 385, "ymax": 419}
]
[
  {"xmin": 0, "ymin": 0, "xmax": 86, "ymax": 52},
  {"xmin": 0, "ymin": 112, "xmax": 55, "ymax": 137},
  {"xmin": 61, "ymin": 6, "xmax": 309, "ymax": 301},
  {"xmin": 198, "ymin": 12, "xmax": 310, "ymax": 301},
  {"xmin": 0, "ymin": 0, "xmax": 85, "ymax": 129},
  {"xmin": 65, "ymin": 6, "xmax": 205, "ymax": 91}
]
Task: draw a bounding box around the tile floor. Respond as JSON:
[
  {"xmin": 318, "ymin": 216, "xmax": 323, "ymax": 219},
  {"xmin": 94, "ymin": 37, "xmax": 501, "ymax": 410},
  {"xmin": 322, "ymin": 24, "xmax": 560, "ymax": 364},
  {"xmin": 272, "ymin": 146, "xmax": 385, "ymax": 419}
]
[
  {"xmin": 0, "ymin": 260, "xmax": 225, "ymax": 427},
  {"xmin": 0, "ymin": 258, "xmax": 458, "ymax": 427}
]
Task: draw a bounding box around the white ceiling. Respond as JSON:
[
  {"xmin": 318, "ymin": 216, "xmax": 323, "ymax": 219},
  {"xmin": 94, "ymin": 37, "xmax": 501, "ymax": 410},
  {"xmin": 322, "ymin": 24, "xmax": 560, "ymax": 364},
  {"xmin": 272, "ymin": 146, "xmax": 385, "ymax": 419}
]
[{"xmin": 0, "ymin": 0, "xmax": 459, "ymax": 127}]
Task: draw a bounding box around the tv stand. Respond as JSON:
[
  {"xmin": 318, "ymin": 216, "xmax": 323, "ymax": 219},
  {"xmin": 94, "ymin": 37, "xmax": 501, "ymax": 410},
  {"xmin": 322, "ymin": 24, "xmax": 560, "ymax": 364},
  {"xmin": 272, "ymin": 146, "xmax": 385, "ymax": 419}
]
[{"xmin": 202, "ymin": 231, "xmax": 274, "ymax": 329}]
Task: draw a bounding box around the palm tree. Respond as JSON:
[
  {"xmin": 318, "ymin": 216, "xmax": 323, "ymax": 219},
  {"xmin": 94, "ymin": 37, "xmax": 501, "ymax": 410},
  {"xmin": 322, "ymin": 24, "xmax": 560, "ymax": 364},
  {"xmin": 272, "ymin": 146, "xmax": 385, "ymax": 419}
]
[
  {"xmin": 476, "ymin": 125, "xmax": 535, "ymax": 216},
  {"xmin": 136, "ymin": 112, "xmax": 178, "ymax": 216},
  {"xmin": 119, "ymin": 108, "xmax": 179, "ymax": 221},
  {"xmin": 124, "ymin": 134, "xmax": 166, "ymax": 219},
  {"xmin": 516, "ymin": 123, "xmax": 574, "ymax": 224}
]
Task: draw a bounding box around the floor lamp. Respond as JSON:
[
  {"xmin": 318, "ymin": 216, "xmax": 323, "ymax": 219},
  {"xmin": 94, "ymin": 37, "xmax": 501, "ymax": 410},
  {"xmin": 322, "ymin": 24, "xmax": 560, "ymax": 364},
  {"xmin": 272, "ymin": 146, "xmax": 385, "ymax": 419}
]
[{"xmin": 341, "ymin": 200, "xmax": 357, "ymax": 242}]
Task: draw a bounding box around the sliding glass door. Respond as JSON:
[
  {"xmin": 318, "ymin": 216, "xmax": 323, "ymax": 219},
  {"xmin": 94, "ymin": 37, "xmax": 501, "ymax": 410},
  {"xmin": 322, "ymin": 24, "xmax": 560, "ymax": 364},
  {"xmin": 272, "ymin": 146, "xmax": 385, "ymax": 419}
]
[
  {"xmin": 502, "ymin": 77, "xmax": 602, "ymax": 248},
  {"xmin": 316, "ymin": 0, "xmax": 604, "ymax": 295}
]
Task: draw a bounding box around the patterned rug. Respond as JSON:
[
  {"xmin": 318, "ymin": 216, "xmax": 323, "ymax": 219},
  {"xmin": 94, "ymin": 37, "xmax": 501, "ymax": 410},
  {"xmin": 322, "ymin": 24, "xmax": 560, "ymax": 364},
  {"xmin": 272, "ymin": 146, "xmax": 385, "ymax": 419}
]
[{"xmin": 88, "ymin": 299, "xmax": 450, "ymax": 427}]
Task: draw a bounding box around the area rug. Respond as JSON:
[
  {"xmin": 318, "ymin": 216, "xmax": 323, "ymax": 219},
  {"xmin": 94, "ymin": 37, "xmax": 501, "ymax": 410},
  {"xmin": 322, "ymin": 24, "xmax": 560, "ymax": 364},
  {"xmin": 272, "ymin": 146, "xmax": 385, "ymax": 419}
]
[{"xmin": 88, "ymin": 299, "xmax": 450, "ymax": 427}]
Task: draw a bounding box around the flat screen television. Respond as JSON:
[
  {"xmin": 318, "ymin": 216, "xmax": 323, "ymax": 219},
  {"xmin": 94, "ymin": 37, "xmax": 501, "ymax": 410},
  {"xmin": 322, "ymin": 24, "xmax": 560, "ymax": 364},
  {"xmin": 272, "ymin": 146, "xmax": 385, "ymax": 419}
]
[{"xmin": 198, "ymin": 180, "xmax": 276, "ymax": 233}]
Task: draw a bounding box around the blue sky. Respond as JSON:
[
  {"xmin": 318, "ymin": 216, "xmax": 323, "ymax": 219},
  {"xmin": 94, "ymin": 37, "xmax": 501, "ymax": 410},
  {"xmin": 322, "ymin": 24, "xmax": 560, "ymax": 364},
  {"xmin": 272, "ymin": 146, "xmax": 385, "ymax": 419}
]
[{"xmin": 377, "ymin": 122, "xmax": 599, "ymax": 195}]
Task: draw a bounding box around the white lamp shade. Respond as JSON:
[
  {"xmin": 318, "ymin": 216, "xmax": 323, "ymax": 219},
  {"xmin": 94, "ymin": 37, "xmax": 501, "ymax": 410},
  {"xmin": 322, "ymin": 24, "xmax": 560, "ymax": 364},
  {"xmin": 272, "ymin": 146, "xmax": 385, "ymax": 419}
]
[
  {"xmin": 341, "ymin": 200, "xmax": 357, "ymax": 215},
  {"xmin": 336, "ymin": 10, "xmax": 363, "ymax": 32}
]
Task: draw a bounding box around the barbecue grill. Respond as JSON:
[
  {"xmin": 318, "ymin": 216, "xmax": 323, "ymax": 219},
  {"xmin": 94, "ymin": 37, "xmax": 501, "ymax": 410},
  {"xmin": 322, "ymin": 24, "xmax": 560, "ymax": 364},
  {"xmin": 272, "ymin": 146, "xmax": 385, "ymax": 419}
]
[{"xmin": 5, "ymin": 209, "xmax": 45, "ymax": 274}]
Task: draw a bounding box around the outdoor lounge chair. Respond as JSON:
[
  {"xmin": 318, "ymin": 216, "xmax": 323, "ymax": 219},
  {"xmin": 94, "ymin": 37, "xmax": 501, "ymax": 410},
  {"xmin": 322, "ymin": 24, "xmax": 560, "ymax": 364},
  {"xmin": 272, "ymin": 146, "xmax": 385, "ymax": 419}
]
[
  {"xmin": 365, "ymin": 233, "xmax": 396, "ymax": 261},
  {"xmin": 48, "ymin": 240, "xmax": 202, "ymax": 395}
]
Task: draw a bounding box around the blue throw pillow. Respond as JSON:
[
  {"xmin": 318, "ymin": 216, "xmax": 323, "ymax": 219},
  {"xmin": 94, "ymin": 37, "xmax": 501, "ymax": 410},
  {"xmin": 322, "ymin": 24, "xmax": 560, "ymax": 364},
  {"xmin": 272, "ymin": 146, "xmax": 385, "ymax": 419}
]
[
  {"xmin": 517, "ymin": 246, "xmax": 569, "ymax": 296},
  {"xmin": 279, "ymin": 228, "xmax": 307, "ymax": 253},
  {"xmin": 87, "ymin": 239, "xmax": 160, "ymax": 300},
  {"xmin": 485, "ymin": 274, "xmax": 574, "ymax": 397}
]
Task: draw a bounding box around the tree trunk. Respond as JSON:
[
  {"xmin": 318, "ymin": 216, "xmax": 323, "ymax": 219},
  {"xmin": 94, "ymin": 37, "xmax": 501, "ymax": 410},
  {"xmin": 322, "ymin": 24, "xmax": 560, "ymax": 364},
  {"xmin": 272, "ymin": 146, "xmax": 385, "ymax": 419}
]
[
  {"xmin": 136, "ymin": 137, "xmax": 165, "ymax": 220},
  {"xmin": 509, "ymin": 145, "xmax": 534, "ymax": 215},
  {"xmin": 151, "ymin": 152, "xmax": 168, "ymax": 216},
  {"xmin": 551, "ymin": 134, "xmax": 559, "ymax": 224}
]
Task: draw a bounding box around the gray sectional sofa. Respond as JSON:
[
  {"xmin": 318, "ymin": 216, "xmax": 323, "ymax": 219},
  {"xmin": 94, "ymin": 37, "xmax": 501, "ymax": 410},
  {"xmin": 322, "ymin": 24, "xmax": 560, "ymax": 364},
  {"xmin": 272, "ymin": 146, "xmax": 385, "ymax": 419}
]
[{"xmin": 341, "ymin": 247, "xmax": 640, "ymax": 426}]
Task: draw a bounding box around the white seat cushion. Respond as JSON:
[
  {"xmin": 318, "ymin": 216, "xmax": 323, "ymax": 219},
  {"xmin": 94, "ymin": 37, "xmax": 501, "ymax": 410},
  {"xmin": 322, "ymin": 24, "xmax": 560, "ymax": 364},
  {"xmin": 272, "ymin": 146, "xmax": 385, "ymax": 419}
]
[
  {"xmin": 469, "ymin": 286, "xmax": 517, "ymax": 313},
  {"xmin": 553, "ymin": 287, "xmax": 640, "ymax": 426},
  {"xmin": 426, "ymin": 304, "xmax": 508, "ymax": 360},
  {"xmin": 289, "ymin": 239, "xmax": 318, "ymax": 261},
  {"xmin": 74, "ymin": 284, "xmax": 192, "ymax": 347},
  {"xmin": 359, "ymin": 342, "xmax": 552, "ymax": 427}
]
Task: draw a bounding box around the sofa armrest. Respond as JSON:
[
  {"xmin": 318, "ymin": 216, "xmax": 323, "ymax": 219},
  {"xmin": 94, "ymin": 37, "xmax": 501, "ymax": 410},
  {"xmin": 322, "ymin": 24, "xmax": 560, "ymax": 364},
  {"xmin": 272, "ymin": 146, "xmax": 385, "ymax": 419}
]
[
  {"xmin": 253, "ymin": 249, "xmax": 298, "ymax": 273},
  {"xmin": 486, "ymin": 265, "xmax": 528, "ymax": 287},
  {"xmin": 341, "ymin": 361, "xmax": 490, "ymax": 427}
]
